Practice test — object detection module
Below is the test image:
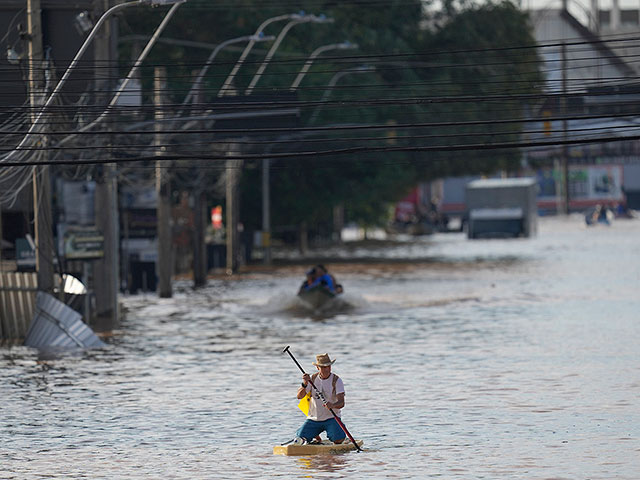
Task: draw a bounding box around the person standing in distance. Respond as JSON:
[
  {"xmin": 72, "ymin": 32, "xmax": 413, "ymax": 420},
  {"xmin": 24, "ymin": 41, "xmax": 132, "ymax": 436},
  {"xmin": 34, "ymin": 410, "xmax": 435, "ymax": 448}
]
[{"xmin": 295, "ymin": 353, "xmax": 346, "ymax": 444}]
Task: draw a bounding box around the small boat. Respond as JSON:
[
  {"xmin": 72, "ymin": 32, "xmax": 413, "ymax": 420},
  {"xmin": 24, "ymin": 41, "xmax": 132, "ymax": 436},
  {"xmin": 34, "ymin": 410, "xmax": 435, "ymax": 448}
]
[
  {"xmin": 273, "ymin": 439, "xmax": 363, "ymax": 456},
  {"xmin": 297, "ymin": 286, "xmax": 339, "ymax": 311}
]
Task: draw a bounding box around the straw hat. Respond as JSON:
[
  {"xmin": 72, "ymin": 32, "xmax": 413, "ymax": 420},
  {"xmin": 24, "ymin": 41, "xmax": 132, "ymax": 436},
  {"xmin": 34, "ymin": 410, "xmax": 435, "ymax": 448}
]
[{"xmin": 313, "ymin": 353, "xmax": 336, "ymax": 367}]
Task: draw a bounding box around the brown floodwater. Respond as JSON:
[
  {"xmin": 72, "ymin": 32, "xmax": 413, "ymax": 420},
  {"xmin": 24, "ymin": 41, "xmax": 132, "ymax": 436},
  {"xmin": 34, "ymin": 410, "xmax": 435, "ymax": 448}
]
[{"xmin": 1, "ymin": 216, "xmax": 639, "ymax": 479}]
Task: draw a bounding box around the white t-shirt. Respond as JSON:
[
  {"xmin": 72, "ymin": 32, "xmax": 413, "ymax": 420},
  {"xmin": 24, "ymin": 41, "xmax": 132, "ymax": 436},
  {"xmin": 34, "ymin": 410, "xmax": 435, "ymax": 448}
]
[{"xmin": 304, "ymin": 373, "xmax": 345, "ymax": 421}]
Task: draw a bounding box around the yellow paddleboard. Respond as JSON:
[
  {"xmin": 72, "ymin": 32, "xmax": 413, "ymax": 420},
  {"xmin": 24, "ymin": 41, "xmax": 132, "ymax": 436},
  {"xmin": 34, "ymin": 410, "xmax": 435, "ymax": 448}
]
[{"xmin": 273, "ymin": 440, "xmax": 363, "ymax": 456}]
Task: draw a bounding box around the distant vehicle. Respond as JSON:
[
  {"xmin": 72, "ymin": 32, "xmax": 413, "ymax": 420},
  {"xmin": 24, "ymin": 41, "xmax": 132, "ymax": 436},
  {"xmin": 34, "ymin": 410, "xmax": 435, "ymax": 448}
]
[{"xmin": 465, "ymin": 178, "xmax": 538, "ymax": 239}]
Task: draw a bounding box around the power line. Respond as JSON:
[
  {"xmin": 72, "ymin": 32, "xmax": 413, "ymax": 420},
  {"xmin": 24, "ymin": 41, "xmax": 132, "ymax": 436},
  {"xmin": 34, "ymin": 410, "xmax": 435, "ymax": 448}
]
[
  {"xmin": 5, "ymin": 121, "xmax": 639, "ymax": 153},
  {"xmin": 3, "ymin": 109, "xmax": 640, "ymax": 139}
]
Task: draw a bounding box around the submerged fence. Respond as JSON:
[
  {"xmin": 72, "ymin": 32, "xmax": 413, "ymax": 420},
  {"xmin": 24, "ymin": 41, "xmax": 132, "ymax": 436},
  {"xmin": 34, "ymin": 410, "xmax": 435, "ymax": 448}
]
[{"xmin": 0, "ymin": 272, "xmax": 37, "ymax": 342}]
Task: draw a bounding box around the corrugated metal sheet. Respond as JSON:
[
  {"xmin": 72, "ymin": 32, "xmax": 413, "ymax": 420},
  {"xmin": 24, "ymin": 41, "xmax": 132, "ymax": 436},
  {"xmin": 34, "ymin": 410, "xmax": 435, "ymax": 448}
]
[
  {"xmin": 0, "ymin": 272, "xmax": 37, "ymax": 341},
  {"xmin": 24, "ymin": 292, "xmax": 105, "ymax": 349}
]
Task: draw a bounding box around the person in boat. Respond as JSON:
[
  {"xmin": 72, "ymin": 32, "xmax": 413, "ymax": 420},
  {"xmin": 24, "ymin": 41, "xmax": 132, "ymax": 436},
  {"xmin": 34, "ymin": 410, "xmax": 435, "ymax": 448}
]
[
  {"xmin": 300, "ymin": 265, "xmax": 338, "ymax": 294},
  {"xmin": 317, "ymin": 264, "xmax": 344, "ymax": 294},
  {"xmin": 295, "ymin": 353, "xmax": 346, "ymax": 444},
  {"xmin": 298, "ymin": 268, "xmax": 317, "ymax": 294},
  {"xmin": 314, "ymin": 264, "xmax": 336, "ymax": 293}
]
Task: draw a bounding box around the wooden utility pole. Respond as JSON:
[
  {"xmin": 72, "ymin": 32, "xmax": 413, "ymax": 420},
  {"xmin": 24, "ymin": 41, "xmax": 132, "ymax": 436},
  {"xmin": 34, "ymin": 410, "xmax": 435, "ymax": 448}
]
[
  {"xmin": 27, "ymin": 0, "xmax": 43, "ymax": 121},
  {"xmin": 28, "ymin": 0, "xmax": 54, "ymax": 293},
  {"xmin": 155, "ymin": 67, "xmax": 173, "ymax": 297}
]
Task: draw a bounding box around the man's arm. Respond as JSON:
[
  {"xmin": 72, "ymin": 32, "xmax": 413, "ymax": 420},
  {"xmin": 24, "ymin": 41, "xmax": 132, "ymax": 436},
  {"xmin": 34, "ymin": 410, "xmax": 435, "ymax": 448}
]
[
  {"xmin": 297, "ymin": 373, "xmax": 311, "ymax": 399},
  {"xmin": 325, "ymin": 392, "xmax": 344, "ymax": 410},
  {"xmin": 297, "ymin": 385, "xmax": 308, "ymax": 399}
]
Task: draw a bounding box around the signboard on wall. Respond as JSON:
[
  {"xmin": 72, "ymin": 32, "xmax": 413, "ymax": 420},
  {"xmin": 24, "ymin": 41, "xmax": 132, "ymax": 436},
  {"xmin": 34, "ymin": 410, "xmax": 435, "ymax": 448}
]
[
  {"xmin": 62, "ymin": 226, "xmax": 104, "ymax": 260},
  {"xmin": 536, "ymin": 165, "xmax": 624, "ymax": 210}
]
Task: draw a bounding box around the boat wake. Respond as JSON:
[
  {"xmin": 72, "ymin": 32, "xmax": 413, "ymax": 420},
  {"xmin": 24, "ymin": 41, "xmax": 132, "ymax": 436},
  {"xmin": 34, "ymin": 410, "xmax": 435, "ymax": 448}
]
[{"xmin": 261, "ymin": 291, "xmax": 368, "ymax": 319}]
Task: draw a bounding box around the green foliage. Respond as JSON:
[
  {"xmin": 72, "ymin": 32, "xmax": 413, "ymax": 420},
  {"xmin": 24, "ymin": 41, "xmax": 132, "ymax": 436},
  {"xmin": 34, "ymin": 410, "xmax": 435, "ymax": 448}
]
[{"xmin": 118, "ymin": 0, "xmax": 542, "ymax": 235}]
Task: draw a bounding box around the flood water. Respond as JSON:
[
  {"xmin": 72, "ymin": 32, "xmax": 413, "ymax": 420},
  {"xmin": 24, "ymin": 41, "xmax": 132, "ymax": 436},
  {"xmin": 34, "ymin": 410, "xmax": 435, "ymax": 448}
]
[{"xmin": 1, "ymin": 216, "xmax": 639, "ymax": 479}]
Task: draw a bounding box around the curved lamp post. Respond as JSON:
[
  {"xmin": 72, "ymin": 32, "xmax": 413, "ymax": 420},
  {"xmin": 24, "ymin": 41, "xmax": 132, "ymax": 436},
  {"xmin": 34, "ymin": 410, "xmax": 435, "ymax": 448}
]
[
  {"xmin": 3, "ymin": 0, "xmax": 186, "ymax": 161},
  {"xmin": 262, "ymin": 64, "xmax": 374, "ymax": 265},
  {"xmin": 67, "ymin": 0, "xmax": 185, "ymax": 143},
  {"xmin": 289, "ymin": 41, "xmax": 358, "ymax": 91},
  {"xmin": 262, "ymin": 41, "xmax": 356, "ymax": 263},
  {"xmin": 308, "ymin": 65, "xmax": 375, "ymax": 124},
  {"xmin": 181, "ymin": 33, "xmax": 275, "ymax": 110},
  {"xmin": 244, "ymin": 14, "xmax": 334, "ymax": 95},
  {"xmin": 217, "ymin": 13, "xmax": 302, "ymax": 97}
]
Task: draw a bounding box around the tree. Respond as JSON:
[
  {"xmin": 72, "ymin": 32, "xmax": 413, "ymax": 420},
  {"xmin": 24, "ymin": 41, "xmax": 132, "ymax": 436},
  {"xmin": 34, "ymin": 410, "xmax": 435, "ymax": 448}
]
[
  {"xmin": 119, "ymin": 1, "xmax": 542, "ymax": 243},
  {"xmin": 411, "ymin": 1, "xmax": 544, "ymax": 181}
]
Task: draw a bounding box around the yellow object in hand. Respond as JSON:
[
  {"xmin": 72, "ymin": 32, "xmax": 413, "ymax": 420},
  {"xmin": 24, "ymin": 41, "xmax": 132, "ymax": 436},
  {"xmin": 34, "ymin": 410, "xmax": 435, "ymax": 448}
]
[{"xmin": 298, "ymin": 392, "xmax": 311, "ymax": 415}]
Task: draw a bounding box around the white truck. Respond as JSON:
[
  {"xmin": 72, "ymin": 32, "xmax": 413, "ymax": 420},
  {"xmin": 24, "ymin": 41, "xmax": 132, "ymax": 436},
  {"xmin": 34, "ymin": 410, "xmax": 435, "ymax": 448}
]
[{"xmin": 465, "ymin": 178, "xmax": 538, "ymax": 239}]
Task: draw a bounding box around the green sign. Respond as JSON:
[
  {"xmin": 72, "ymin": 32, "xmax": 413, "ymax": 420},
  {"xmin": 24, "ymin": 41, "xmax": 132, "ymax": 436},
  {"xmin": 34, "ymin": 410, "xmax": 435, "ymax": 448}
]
[{"xmin": 63, "ymin": 226, "xmax": 104, "ymax": 260}]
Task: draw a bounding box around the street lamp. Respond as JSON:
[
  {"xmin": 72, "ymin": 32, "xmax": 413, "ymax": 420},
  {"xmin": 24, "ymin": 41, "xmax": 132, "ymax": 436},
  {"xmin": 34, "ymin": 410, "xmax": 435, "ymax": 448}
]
[
  {"xmin": 3, "ymin": 0, "xmax": 186, "ymax": 160},
  {"xmin": 218, "ymin": 12, "xmax": 332, "ymax": 97},
  {"xmin": 218, "ymin": 13, "xmax": 300, "ymax": 97},
  {"xmin": 245, "ymin": 14, "xmax": 334, "ymax": 95},
  {"xmin": 261, "ymin": 40, "xmax": 354, "ymax": 264},
  {"xmin": 308, "ymin": 65, "xmax": 375, "ymax": 124},
  {"xmin": 180, "ymin": 33, "xmax": 275, "ymax": 112},
  {"xmin": 289, "ymin": 41, "xmax": 358, "ymax": 91},
  {"xmin": 74, "ymin": 11, "xmax": 94, "ymax": 35},
  {"xmin": 261, "ymin": 66, "xmax": 373, "ymax": 264}
]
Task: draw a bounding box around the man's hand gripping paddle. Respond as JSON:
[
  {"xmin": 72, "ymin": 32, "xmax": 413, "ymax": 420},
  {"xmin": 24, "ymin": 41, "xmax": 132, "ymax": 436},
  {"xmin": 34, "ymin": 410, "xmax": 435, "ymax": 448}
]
[{"xmin": 282, "ymin": 345, "xmax": 362, "ymax": 452}]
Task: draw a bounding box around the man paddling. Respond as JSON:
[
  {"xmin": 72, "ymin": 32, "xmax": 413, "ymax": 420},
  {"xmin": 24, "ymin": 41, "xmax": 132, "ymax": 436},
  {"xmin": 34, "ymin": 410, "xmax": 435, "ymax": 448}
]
[{"xmin": 295, "ymin": 353, "xmax": 347, "ymax": 444}]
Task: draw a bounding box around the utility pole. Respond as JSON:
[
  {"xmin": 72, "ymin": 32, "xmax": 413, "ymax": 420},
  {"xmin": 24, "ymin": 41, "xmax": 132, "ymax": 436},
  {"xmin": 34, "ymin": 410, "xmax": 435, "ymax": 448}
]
[
  {"xmin": 93, "ymin": 0, "xmax": 119, "ymax": 327},
  {"xmin": 0, "ymin": 203, "xmax": 3, "ymax": 271},
  {"xmin": 28, "ymin": 0, "xmax": 54, "ymax": 293},
  {"xmin": 561, "ymin": 41, "xmax": 570, "ymax": 215},
  {"xmin": 193, "ymin": 190, "xmax": 207, "ymax": 288},
  {"xmin": 225, "ymin": 144, "xmax": 241, "ymax": 274},
  {"xmin": 155, "ymin": 66, "xmax": 172, "ymax": 297},
  {"xmin": 261, "ymin": 158, "xmax": 271, "ymax": 264},
  {"xmin": 191, "ymin": 71, "xmax": 207, "ymax": 288}
]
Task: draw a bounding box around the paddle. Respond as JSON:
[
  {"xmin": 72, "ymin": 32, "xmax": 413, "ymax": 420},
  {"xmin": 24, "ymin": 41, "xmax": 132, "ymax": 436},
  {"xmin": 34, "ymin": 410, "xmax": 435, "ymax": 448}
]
[{"xmin": 282, "ymin": 345, "xmax": 362, "ymax": 452}]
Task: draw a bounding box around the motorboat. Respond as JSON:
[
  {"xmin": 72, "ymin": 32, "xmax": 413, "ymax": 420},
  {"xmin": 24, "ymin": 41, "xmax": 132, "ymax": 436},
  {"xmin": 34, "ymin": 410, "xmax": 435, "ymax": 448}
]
[{"xmin": 297, "ymin": 285, "xmax": 339, "ymax": 310}]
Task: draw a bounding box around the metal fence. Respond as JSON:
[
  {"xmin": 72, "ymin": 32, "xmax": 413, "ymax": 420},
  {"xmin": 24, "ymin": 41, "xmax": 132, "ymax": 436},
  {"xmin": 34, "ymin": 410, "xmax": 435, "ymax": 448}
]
[{"xmin": 0, "ymin": 272, "xmax": 37, "ymax": 342}]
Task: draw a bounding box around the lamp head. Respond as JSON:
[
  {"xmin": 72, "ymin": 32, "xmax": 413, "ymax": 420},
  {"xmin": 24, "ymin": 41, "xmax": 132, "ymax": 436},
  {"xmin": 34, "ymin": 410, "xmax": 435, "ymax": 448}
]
[
  {"xmin": 338, "ymin": 41, "xmax": 358, "ymax": 50},
  {"xmin": 74, "ymin": 11, "xmax": 94, "ymax": 35},
  {"xmin": 310, "ymin": 14, "xmax": 335, "ymax": 24}
]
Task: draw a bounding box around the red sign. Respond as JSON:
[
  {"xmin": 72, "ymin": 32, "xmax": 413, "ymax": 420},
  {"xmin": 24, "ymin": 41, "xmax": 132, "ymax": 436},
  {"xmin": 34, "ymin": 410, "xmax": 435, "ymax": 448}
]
[{"xmin": 211, "ymin": 206, "xmax": 223, "ymax": 229}]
